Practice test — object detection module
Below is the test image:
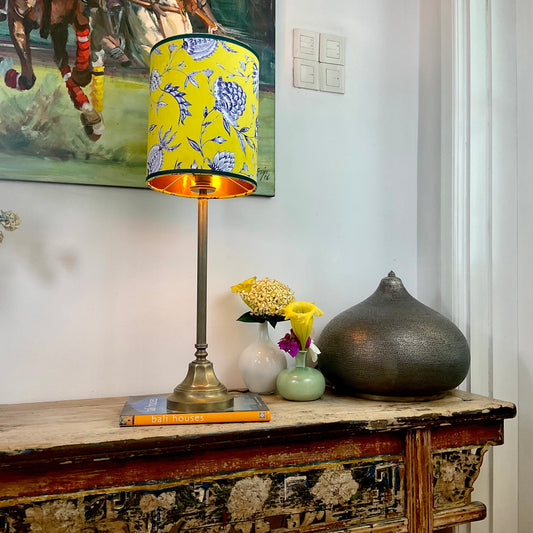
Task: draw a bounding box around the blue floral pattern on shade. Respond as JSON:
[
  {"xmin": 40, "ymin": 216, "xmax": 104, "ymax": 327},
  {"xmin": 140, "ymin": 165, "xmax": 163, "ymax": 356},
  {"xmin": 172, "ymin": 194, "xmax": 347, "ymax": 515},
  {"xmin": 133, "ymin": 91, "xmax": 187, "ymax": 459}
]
[
  {"xmin": 150, "ymin": 69, "xmax": 161, "ymax": 92},
  {"xmin": 252, "ymin": 62, "xmax": 259, "ymax": 97},
  {"xmin": 147, "ymin": 127, "xmax": 180, "ymax": 174},
  {"xmin": 182, "ymin": 38, "xmax": 218, "ymax": 61},
  {"xmin": 209, "ymin": 151, "xmax": 235, "ymax": 172},
  {"xmin": 220, "ymin": 41, "xmax": 238, "ymax": 54},
  {"xmin": 213, "ymin": 76, "xmax": 246, "ymax": 128},
  {"xmin": 162, "ymin": 84, "xmax": 191, "ymax": 125}
]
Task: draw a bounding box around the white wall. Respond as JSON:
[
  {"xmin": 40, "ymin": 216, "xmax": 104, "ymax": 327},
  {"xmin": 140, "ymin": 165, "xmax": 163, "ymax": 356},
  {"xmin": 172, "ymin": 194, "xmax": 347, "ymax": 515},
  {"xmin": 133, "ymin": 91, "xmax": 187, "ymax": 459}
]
[
  {"xmin": 0, "ymin": 0, "xmax": 420, "ymax": 404},
  {"xmin": 517, "ymin": 0, "xmax": 533, "ymax": 530},
  {"xmin": 417, "ymin": 0, "xmax": 442, "ymax": 311}
]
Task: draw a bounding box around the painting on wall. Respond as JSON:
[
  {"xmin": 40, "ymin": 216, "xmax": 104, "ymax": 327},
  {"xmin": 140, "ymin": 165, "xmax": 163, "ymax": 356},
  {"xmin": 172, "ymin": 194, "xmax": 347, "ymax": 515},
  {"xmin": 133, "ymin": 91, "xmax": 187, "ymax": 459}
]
[{"xmin": 0, "ymin": 0, "xmax": 275, "ymax": 196}]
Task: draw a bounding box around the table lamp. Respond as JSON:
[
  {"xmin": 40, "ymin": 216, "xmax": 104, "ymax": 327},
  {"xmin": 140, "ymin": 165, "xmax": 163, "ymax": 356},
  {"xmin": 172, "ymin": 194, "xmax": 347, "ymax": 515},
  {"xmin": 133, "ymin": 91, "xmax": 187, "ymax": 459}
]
[{"xmin": 146, "ymin": 34, "xmax": 259, "ymax": 412}]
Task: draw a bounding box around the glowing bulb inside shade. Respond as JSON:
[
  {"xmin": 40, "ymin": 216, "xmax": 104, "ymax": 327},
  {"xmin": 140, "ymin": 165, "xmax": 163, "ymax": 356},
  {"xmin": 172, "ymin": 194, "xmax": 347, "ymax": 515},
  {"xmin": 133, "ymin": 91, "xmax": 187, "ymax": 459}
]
[{"xmin": 190, "ymin": 175, "xmax": 216, "ymax": 194}]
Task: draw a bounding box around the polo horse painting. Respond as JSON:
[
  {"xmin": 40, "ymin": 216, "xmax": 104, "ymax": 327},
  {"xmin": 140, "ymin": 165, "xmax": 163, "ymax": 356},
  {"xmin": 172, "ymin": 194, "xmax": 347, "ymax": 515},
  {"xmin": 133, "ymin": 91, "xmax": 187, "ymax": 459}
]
[
  {"xmin": 5, "ymin": 0, "xmax": 104, "ymax": 140},
  {"xmin": 123, "ymin": 0, "xmax": 221, "ymax": 68},
  {"xmin": 87, "ymin": 0, "xmax": 220, "ymax": 120},
  {"xmin": 2, "ymin": 0, "xmax": 218, "ymax": 141},
  {"xmin": 0, "ymin": 0, "xmax": 275, "ymax": 194}
]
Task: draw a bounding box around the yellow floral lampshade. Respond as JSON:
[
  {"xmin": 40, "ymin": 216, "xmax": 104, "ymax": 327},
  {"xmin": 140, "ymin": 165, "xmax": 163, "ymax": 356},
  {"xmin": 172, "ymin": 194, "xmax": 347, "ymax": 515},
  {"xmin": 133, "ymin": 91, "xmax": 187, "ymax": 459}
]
[{"xmin": 146, "ymin": 34, "xmax": 259, "ymax": 199}]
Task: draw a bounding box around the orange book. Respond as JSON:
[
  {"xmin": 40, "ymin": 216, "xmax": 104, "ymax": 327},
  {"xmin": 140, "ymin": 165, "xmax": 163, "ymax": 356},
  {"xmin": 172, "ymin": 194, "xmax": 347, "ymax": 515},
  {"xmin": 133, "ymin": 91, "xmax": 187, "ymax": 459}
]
[{"xmin": 119, "ymin": 392, "xmax": 270, "ymax": 426}]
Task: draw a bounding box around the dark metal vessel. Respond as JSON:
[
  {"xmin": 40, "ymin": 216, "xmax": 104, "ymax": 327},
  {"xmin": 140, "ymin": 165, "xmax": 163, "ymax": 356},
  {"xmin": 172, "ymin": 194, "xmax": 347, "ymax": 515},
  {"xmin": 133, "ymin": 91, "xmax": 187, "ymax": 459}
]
[{"xmin": 317, "ymin": 272, "xmax": 470, "ymax": 400}]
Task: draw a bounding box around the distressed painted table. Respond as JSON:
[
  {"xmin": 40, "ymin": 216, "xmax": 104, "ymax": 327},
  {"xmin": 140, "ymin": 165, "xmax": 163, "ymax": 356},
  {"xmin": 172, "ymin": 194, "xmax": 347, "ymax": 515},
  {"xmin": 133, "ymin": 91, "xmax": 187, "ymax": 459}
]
[{"xmin": 0, "ymin": 390, "xmax": 515, "ymax": 533}]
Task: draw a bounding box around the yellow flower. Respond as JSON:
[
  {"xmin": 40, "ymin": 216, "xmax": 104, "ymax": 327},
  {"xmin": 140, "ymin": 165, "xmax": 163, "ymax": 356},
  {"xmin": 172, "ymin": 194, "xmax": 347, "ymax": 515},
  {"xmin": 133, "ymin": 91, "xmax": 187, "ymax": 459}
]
[
  {"xmin": 232, "ymin": 277, "xmax": 295, "ymax": 318},
  {"xmin": 283, "ymin": 301, "xmax": 324, "ymax": 350},
  {"xmin": 231, "ymin": 276, "xmax": 257, "ymax": 294}
]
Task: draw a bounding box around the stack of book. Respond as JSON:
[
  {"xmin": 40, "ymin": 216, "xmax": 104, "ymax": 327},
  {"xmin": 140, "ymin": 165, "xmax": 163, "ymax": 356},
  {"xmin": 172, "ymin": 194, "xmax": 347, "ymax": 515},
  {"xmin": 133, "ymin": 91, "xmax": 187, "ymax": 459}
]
[{"xmin": 119, "ymin": 392, "xmax": 270, "ymax": 427}]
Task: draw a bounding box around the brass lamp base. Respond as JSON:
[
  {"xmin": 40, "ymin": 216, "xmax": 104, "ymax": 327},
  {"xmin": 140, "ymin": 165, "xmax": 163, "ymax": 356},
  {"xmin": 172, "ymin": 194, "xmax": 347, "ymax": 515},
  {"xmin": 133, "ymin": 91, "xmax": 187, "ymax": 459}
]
[
  {"xmin": 167, "ymin": 359, "xmax": 234, "ymax": 412},
  {"xmin": 166, "ymin": 198, "xmax": 233, "ymax": 413}
]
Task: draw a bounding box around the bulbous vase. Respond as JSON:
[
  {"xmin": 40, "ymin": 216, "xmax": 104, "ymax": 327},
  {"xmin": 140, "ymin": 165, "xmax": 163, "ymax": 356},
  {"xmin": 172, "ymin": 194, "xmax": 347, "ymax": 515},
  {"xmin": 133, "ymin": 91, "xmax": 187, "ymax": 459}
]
[
  {"xmin": 276, "ymin": 350, "xmax": 326, "ymax": 401},
  {"xmin": 239, "ymin": 322, "xmax": 287, "ymax": 394},
  {"xmin": 317, "ymin": 271, "xmax": 470, "ymax": 401}
]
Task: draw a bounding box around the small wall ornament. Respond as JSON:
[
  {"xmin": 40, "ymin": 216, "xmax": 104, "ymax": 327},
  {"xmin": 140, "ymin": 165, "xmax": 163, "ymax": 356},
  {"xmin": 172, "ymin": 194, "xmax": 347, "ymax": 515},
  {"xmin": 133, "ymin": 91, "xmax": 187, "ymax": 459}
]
[{"xmin": 0, "ymin": 210, "xmax": 21, "ymax": 244}]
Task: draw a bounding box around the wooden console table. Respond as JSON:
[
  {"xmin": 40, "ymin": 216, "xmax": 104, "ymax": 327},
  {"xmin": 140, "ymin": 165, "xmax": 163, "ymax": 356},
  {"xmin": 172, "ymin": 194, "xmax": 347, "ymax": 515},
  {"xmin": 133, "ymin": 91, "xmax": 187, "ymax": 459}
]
[{"xmin": 0, "ymin": 390, "xmax": 515, "ymax": 533}]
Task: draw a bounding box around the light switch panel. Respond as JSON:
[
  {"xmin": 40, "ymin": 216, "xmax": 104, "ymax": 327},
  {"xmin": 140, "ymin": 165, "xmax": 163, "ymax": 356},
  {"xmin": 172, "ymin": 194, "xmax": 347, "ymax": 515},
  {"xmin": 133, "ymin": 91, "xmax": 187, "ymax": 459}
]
[
  {"xmin": 319, "ymin": 33, "xmax": 345, "ymax": 65},
  {"xmin": 293, "ymin": 58, "xmax": 319, "ymax": 90},
  {"xmin": 293, "ymin": 28, "xmax": 319, "ymax": 61},
  {"xmin": 319, "ymin": 63, "xmax": 345, "ymax": 94}
]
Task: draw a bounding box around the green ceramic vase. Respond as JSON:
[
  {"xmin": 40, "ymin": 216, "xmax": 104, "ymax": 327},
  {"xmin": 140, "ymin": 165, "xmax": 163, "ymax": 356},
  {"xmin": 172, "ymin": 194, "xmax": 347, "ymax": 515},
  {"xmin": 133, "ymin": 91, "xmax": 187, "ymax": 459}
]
[{"xmin": 276, "ymin": 350, "xmax": 326, "ymax": 401}]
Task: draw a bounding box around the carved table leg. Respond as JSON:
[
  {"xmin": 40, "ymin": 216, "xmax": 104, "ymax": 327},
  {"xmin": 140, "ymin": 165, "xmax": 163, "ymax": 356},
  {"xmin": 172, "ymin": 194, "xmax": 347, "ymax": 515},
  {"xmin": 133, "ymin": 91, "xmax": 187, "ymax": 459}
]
[{"xmin": 405, "ymin": 427, "xmax": 433, "ymax": 533}]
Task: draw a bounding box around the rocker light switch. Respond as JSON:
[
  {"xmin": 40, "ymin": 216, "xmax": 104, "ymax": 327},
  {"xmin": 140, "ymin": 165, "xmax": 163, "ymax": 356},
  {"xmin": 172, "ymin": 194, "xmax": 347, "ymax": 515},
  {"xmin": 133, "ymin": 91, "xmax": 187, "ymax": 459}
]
[
  {"xmin": 292, "ymin": 29, "xmax": 346, "ymax": 94},
  {"xmin": 319, "ymin": 33, "xmax": 345, "ymax": 65},
  {"xmin": 293, "ymin": 29, "xmax": 319, "ymax": 61},
  {"xmin": 293, "ymin": 58, "xmax": 319, "ymax": 90},
  {"xmin": 319, "ymin": 63, "xmax": 345, "ymax": 94}
]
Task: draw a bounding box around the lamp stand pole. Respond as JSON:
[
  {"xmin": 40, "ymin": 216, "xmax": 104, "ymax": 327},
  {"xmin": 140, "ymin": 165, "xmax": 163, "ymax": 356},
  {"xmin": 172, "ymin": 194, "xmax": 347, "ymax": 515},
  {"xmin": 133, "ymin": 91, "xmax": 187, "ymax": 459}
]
[{"xmin": 167, "ymin": 196, "xmax": 234, "ymax": 412}]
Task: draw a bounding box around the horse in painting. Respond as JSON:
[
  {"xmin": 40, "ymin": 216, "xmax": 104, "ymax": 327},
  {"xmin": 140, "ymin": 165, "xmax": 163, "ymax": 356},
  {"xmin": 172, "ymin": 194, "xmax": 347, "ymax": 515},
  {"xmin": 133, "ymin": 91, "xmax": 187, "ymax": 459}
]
[
  {"xmin": 84, "ymin": 0, "xmax": 221, "ymax": 119},
  {"xmin": 5, "ymin": 0, "xmax": 104, "ymax": 140},
  {"xmin": 121, "ymin": 0, "xmax": 221, "ymax": 68}
]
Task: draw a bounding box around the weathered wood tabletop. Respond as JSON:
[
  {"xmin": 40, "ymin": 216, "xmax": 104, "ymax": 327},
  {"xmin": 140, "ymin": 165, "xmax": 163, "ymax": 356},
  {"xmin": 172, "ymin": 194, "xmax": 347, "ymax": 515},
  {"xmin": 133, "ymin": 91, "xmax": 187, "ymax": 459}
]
[
  {"xmin": 0, "ymin": 389, "xmax": 515, "ymax": 456},
  {"xmin": 0, "ymin": 390, "xmax": 516, "ymax": 533}
]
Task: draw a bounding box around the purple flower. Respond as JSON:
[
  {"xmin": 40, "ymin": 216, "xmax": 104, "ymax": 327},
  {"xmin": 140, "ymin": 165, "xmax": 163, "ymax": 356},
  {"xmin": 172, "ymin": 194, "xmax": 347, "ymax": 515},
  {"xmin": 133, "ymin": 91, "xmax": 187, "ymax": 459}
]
[
  {"xmin": 210, "ymin": 151, "xmax": 235, "ymax": 172},
  {"xmin": 213, "ymin": 76, "xmax": 246, "ymax": 126},
  {"xmin": 278, "ymin": 333, "xmax": 299, "ymax": 358},
  {"xmin": 182, "ymin": 38, "xmax": 218, "ymax": 61},
  {"xmin": 278, "ymin": 330, "xmax": 311, "ymax": 358}
]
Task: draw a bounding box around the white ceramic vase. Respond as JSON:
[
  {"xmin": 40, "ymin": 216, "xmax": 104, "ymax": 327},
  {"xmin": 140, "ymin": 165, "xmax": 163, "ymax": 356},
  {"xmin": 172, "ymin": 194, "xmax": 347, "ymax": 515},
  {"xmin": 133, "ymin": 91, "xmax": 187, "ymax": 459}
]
[{"xmin": 239, "ymin": 321, "xmax": 287, "ymax": 394}]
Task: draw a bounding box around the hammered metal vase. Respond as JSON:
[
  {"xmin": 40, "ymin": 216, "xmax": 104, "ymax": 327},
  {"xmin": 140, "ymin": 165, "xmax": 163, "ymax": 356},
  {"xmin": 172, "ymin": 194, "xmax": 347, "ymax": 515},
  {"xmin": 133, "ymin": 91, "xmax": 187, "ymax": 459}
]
[{"xmin": 317, "ymin": 272, "xmax": 470, "ymax": 401}]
